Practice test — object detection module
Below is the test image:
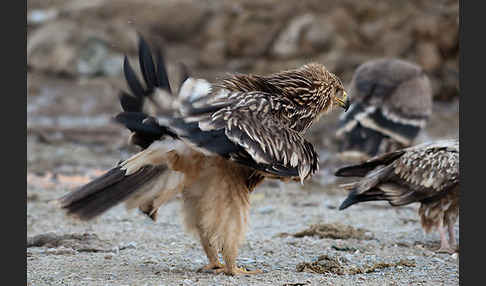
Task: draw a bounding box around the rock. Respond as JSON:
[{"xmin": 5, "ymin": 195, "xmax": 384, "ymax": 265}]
[
  {"xmin": 27, "ymin": 232, "xmax": 114, "ymax": 253},
  {"xmin": 271, "ymin": 14, "xmax": 315, "ymax": 58},
  {"xmin": 27, "ymin": 9, "xmax": 59, "ymax": 25},
  {"xmin": 70, "ymin": 0, "xmax": 212, "ymax": 42},
  {"xmin": 302, "ymin": 19, "xmax": 336, "ymax": 54},
  {"xmin": 27, "ymin": 20, "xmax": 136, "ymax": 76},
  {"xmin": 414, "ymin": 16, "xmax": 441, "ymax": 38},
  {"xmin": 258, "ymin": 206, "xmax": 275, "ymax": 214},
  {"xmin": 416, "ymin": 42, "xmax": 442, "ymax": 71},
  {"xmin": 119, "ymin": 241, "xmax": 137, "ymax": 250},
  {"xmin": 226, "ymin": 15, "xmax": 281, "ymax": 57},
  {"xmin": 26, "ymin": 0, "xmax": 458, "ymax": 102},
  {"xmin": 200, "ymin": 41, "xmax": 226, "ymax": 67},
  {"xmin": 381, "ymin": 32, "xmax": 413, "ymax": 57},
  {"xmin": 437, "ymin": 20, "xmax": 459, "ymax": 53},
  {"xmin": 27, "ymin": 20, "xmax": 79, "ymax": 75},
  {"xmin": 76, "ymin": 39, "xmax": 124, "ymax": 77},
  {"xmin": 76, "ymin": 38, "xmax": 109, "ymax": 76}
]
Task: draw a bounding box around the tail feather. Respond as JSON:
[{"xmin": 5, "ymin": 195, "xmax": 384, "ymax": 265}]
[
  {"xmin": 113, "ymin": 112, "xmax": 178, "ymax": 149},
  {"xmin": 339, "ymin": 188, "xmax": 387, "ymax": 210},
  {"xmin": 118, "ymin": 36, "xmax": 181, "ymax": 149},
  {"xmin": 123, "ymin": 55, "xmax": 146, "ymax": 104},
  {"xmin": 339, "ymin": 181, "xmax": 418, "ymax": 210},
  {"xmin": 138, "ymin": 37, "xmax": 158, "ymax": 92},
  {"xmin": 334, "ymin": 151, "xmax": 404, "ymax": 177},
  {"xmin": 121, "ymin": 36, "xmax": 173, "ymax": 115},
  {"xmin": 58, "ymin": 140, "xmax": 186, "ymax": 221},
  {"xmin": 119, "ymin": 91, "xmax": 144, "ymax": 113},
  {"xmin": 58, "ymin": 165, "xmax": 164, "ymax": 220},
  {"xmin": 154, "ymin": 48, "xmax": 172, "ymax": 94}
]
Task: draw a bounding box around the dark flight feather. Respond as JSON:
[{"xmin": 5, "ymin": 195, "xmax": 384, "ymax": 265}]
[
  {"xmin": 336, "ymin": 139, "xmax": 459, "ymax": 210},
  {"xmin": 58, "ymin": 165, "xmax": 166, "ymax": 220}
]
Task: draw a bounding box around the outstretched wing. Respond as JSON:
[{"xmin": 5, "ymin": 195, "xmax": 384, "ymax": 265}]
[{"xmin": 195, "ymin": 92, "xmax": 319, "ymax": 182}]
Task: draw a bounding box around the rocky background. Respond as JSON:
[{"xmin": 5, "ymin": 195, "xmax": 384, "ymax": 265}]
[
  {"xmin": 27, "ymin": 1, "xmax": 459, "ymax": 285},
  {"xmin": 28, "ymin": 0, "xmax": 458, "ymax": 99}
]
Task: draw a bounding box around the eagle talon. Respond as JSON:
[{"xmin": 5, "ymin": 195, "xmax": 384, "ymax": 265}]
[
  {"xmin": 214, "ymin": 266, "xmax": 263, "ymax": 276},
  {"xmin": 437, "ymin": 247, "xmax": 457, "ymax": 254},
  {"xmin": 197, "ymin": 262, "xmax": 225, "ymax": 273}
]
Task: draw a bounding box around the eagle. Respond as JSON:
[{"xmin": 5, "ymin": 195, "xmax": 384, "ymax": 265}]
[
  {"xmin": 336, "ymin": 58, "xmax": 433, "ymax": 161},
  {"xmin": 57, "ymin": 37, "xmax": 350, "ymax": 275},
  {"xmin": 335, "ymin": 138, "xmax": 459, "ymax": 253}
]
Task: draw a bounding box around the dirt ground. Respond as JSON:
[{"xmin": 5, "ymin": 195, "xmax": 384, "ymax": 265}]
[{"xmin": 27, "ymin": 78, "xmax": 459, "ymax": 285}]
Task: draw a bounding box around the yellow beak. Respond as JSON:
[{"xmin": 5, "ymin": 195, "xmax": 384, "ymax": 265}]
[{"xmin": 335, "ymin": 91, "xmax": 350, "ymax": 112}]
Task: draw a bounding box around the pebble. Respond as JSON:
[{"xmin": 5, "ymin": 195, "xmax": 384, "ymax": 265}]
[
  {"xmin": 28, "ymin": 9, "xmax": 58, "ymax": 24},
  {"xmin": 258, "ymin": 206, "xmax": 275, "ymax": 214},
  {"xmin": 432, "ymin": 257, "xmax": 444, "ymax": 263},
  {"xmin": 119, "ymin": 242, "xmax": 137, "ymax": 250}
]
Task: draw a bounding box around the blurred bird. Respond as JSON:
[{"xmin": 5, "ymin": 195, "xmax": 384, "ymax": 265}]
[
  {"xmin": 336, "ymin": 58, "xmax": 433, "ymax": 161},
  {"xmin": 57, "ymin": 36, "xmax": 350, "ymax": 275},
  {"xmin": 335, "ymin": 138, "xmax": 459, "ymax": 253}
]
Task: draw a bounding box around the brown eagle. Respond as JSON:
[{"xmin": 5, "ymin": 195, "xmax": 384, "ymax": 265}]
[
  {"xmin": 57, "ymin": 37, "xmax": 350, "ymax": 275},
  {"xmin": 336, "ymin": 58, "xmax": 433, "ymax": 160},
  {"xmin": 335, "ymin": 138, "xmax": 459, "ymax": 253}
]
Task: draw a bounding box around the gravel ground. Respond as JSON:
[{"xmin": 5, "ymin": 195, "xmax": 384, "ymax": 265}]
[
  {"xmin": 27, "ymin": 133, "xmax": 459, "ymax": 285},
  {"xmin": 26, "ymin": 177, "xmax": 459, "ymax": 286},
  {"xmin": 27, "ymin": 73, "xmax": 459, "ymax": 285}
]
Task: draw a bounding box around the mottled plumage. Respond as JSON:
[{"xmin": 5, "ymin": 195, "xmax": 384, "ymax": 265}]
[
  {"xmin": 336, "ymin": 58, "xmax": 433, "ymax": 160},
  {"xmin": 58, "ymin": 37, "xmax": 349, "ymax": 275},
  {"xmin": 336, "ymin": 138, "xmax": 459, "ymax": 253}
]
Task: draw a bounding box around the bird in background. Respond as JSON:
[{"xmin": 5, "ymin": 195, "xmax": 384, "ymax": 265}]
[
  {"xmin": 335, "ymin": 138, "xmax": 459, "ymax": 254},
  {"xmin": 57, "ymin": 36, "xmax": 350, "ymax": 275},
  {"xmin": 336, "ymin": 58, "xmax": 433, "ymax": 161}
]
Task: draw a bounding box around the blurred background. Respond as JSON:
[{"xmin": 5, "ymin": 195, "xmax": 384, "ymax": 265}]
[{"xmin": 27, "ymin": 0, "xmax": 459, "ymax": 182}]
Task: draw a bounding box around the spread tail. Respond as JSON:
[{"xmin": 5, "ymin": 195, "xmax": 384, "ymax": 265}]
[{"xmin": 57, "ymin": 141, "xmax": 185, "ymax": 221}]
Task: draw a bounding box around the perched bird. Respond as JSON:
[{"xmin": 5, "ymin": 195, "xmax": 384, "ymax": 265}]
[
  {"xmin": 336, "ymin": 58, "xmax": 433, "ymax": 160},
  {"xmin": 57, "ymin": 37, "xmax": 350, "ymax": 275},
  {"xmin": 335, "ymin": 138, "xmax": 459, "ymax": 253}
]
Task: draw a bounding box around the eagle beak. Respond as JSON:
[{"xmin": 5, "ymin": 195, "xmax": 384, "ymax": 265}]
[{"xmin": 335, "ymin": 91, "xmax": 350, "ymax": 112}]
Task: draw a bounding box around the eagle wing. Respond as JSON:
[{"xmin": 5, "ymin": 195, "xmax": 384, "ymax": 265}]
[
  {"xmin": 213, "ymin": 100, "xmax": 318, "ymax": 182},
  {"xmin": 336, "ymin": 139, "xmax": 459, "ymax": 208},
  {"xmin": 336, "ymin": 59, "xmax": 432, "ymax": 156},
  {"xmin": 389, "ymin": 139, "xmax": 459, "ymax": 194},
  {"xmin": 167, "ymin": 90, "xmax": 319, "ymax": 182}
]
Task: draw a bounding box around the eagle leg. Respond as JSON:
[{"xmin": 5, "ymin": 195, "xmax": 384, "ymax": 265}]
[
  {"xmin": 447, "ymin": 223, "xmax": 458, "ymax": 252},
  {"xmin": 219, "ymin": 239, "xmax": 263, "ymax": 275},
  {"xmin": 197, "ymin": 235, "xmax": 224, "ymax": 272},
  {"xmin": 213, "ymin": 266, "xmax": 263, "ymax": 275},
  {"xmin": 437, "ymin": 223, "xmax": 456, "ymax": 254}
]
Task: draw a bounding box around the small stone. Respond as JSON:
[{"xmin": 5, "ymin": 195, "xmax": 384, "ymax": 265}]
[
  {"xmin": 416, "ymin": 42, "xmax": 442, "ymax": 71},
  {"xmin": 28, "ymin": 9, "xmax": 59, "ymax": 25},
  {"xmin": 432, "ymin": 257, "xmax": 444, "ymax": 263},
  {"xmin": 258, "ymin": 206, "xmax": 275, "ymax": 214},
  {"xmin": 272, "ymin": 14, "xmax": 314, "ymax": 58},
  {"xmin": 119, "ymin": 241, "xmax": 137, "ymax": 250}
]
